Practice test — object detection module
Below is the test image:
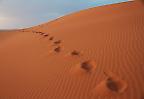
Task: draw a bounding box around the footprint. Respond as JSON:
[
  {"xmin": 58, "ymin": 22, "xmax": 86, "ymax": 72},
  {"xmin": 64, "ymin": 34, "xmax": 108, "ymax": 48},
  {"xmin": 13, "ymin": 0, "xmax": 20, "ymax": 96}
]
[
  {"xmin": 80, "ymin": 60, "xmax": 96, "ymax": 72},
  {"xmin": 106, "ymin": 77, "xmax": 121, "ymax": 92},
  {"xmin": 94, "ymin": 71, "xmax": 128, "ymax": 96},
  {"xmin": 49, "ymin": 37, "xmax": 54, "ymax": 40},
  {"xmin": 43, "ymin": 34, "xmax": 49, "ymax": 37},
  {"xmin": 71, "ymin": 60, "xmax": 96, "ymax": 75},
  {"xmin": 71, "ymin": 50, "xmax": 80, "ymax": 56},
  {"xmin": 70, "ymin": 60, "xmax": 96, "ymax": 75},
  {"xmin": 54, "ymin": 40, "xmax": 62, "ymax": 45},
  {"xmin": 54, "ymin": 46, "xmax": 61, "ymax": 53}
]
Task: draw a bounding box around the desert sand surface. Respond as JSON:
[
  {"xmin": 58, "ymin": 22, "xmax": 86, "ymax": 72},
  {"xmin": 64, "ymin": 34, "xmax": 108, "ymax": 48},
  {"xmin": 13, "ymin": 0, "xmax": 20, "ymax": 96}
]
[
  {"xmin": 0, "ymin": 30, "xmax": 18, "ymax": 41},
  {"xmin": 0, "ymin": 1, "xmax": 144, "ymax": 99}
]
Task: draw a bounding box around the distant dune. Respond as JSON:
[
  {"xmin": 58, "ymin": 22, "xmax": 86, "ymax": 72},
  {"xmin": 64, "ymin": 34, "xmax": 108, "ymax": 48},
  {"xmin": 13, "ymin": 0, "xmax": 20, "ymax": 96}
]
[{"xmin": 0, "ymin": 1, "xmax": 144, "ymax": 99}]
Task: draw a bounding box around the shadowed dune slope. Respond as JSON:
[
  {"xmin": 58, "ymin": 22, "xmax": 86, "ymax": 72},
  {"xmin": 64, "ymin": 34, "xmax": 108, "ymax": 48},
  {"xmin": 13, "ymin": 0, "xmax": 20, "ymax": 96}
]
[{"xmin": 0, "ymin": 1, "xmax": 144, "ymax": 99}]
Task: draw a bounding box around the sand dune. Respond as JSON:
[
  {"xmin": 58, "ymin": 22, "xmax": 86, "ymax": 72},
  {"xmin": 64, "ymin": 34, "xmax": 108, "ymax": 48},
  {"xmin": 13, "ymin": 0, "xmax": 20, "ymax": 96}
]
[{"xmin": 0, "ymin": 1, "xmax": 144, "ymax": 99}]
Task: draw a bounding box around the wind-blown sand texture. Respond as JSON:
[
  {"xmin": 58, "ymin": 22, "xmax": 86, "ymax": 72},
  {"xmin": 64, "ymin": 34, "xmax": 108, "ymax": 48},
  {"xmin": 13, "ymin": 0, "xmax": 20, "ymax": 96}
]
[{"xmin": 0, "ymin": 1, "xmax": 144, "ymax": 99}]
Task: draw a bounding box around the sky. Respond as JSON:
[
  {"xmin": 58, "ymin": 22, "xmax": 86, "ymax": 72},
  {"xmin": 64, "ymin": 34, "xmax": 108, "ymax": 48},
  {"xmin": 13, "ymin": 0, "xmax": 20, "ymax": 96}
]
[{"xmin": 0, "ymin": 0, "xmax": 128, "ymax": 29}]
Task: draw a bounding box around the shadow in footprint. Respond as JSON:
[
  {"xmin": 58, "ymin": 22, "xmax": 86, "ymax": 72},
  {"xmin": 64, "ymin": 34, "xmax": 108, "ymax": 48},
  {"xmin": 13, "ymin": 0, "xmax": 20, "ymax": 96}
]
[
  {"xmin": 54, "ymin": 40, "xmax": 62, "ymax": 45},
  {"xmin": 80, "ymin": 60, "xmax": 96, "ymax": 73},
  {"xmin": 49, "ymin": 37, "xmax": 54, "ymax": 40},
  {"xmin": 43, "ymin": 34, "xmax": 49, "ymax": 37},
  {"xmin": 70, "ymin": 60, "xmax": 96, "ymax": 76},
  {"xmin": 54, "ymin": 46, "xmax": 61, "ymax": 53},
  {"xmin": 71, "ymin": 50, "xmax": 80, "ymax": 56}
]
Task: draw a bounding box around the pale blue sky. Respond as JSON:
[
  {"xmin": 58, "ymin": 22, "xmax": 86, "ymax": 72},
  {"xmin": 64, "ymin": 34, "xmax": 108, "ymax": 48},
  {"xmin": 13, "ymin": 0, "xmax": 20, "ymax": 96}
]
[{"xmin": 0, "ymin": 0, "xmax": 128, "ymax": 29}]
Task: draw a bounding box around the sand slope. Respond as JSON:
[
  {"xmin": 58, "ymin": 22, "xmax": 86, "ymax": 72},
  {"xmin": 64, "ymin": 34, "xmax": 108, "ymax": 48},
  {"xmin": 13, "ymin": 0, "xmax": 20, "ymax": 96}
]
[{"xmin": 0, "ymin": 1, "xmax": 144, "ymax": 99}]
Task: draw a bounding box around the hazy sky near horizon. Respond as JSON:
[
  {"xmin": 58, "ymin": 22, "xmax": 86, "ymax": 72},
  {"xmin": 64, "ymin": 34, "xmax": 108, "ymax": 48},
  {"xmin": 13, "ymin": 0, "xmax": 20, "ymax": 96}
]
[{"xmin": 0, "ymin": 0, "xmax": 128, "ymax": 29}]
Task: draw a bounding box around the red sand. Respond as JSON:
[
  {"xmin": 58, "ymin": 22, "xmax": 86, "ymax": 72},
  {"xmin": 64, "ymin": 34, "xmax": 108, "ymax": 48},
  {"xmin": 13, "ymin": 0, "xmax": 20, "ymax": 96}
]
[{"xmin": 0, "ymin": 1, "xmax": 144, "ymax": 99}]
